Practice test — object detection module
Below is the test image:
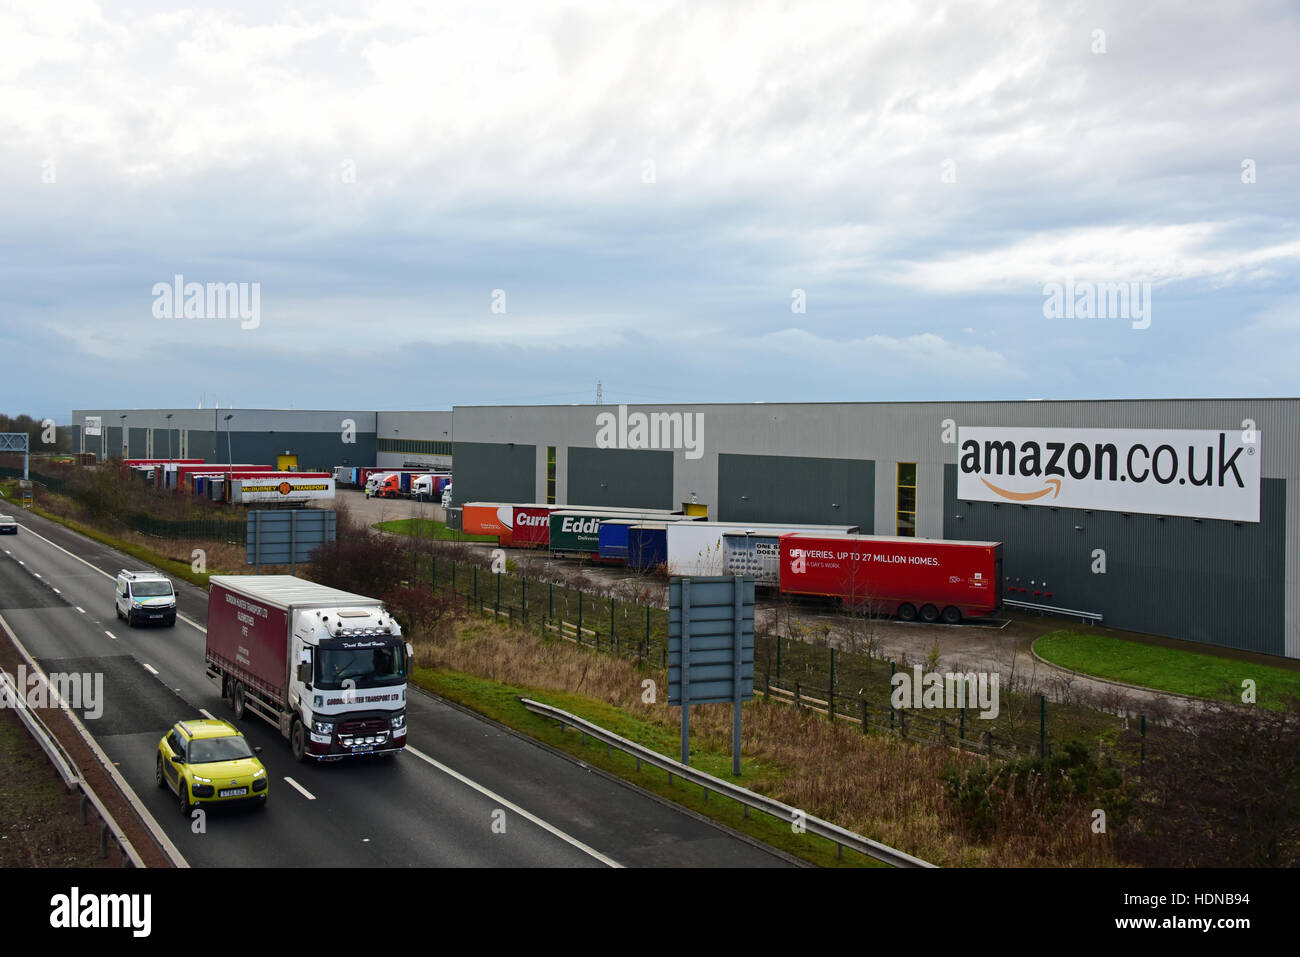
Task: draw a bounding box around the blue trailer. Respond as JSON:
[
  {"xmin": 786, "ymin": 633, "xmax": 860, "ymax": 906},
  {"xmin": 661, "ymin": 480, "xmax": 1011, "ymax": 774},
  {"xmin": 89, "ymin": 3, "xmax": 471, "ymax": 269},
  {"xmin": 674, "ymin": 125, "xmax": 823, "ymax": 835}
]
[
  {"xmin": 627, "ymin": 523, "xmax": 670, "ymax": 570},
  {"xmin": 597, "ymin": 520, "xmax": 641, "ymax": 561}
]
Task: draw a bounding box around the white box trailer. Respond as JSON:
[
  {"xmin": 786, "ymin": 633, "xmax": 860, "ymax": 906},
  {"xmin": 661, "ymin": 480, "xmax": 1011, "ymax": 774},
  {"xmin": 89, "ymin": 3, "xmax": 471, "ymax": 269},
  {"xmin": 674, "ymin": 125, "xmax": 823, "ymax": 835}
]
[{"xmin": 666, "ymin": 521, "xmax": 860, "ymax": 577}]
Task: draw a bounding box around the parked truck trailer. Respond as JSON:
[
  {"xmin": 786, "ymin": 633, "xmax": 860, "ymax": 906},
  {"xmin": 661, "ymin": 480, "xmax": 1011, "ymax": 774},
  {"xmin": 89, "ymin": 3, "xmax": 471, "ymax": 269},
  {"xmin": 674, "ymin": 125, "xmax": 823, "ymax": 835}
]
[
  {"xmin": 778, "ymin": 533, "xmax": 1003, "ymax": 623},
  {"xmin": 205, "ymin": 576, "xmax": 411, "ymax": 761}
]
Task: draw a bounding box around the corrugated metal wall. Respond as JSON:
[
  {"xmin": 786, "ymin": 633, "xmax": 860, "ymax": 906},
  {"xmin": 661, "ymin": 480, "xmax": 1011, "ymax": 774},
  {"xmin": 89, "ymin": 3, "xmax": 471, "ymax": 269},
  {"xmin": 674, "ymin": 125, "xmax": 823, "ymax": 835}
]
[
  {"xmin": 717, "ymin": 453, "xmax": 875, "ymax": 531},
  {"xmin": 944, "ymin": 464, "xmax": 1286, "ymax": 655},
  {"xmin": 452, "ymin": 441, "xmax": 535, "ymax": 507},
  {"xmin": 567, "ymin": 448, "xmax": 673, "ymax": 509}
]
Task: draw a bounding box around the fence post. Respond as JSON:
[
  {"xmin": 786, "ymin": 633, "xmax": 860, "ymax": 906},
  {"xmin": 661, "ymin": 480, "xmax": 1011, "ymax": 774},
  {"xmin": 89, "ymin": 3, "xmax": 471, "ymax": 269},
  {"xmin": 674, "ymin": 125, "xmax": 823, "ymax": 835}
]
[
  {"xmin": 521, "ymin": 577, "xmax": 527, "ymax": 622},
  {"xmin": 610, "ymin": 596, "xmax": 615, "ymax": 651},
  {"xmin": 452, "ymin": 561, "xmax": 457, "ymax": 590},
  {"xmin": 473, "ymin": 565, "xmax": 478, "ymax": 599},
  {"xmin": 960, "ymin": 706, "xmax": 966, "ymax": 741},
  {"xmin": 496, "ymin": 571, "xmax": 500, "ymax": 612},
  {"xmin": 549, "ymin": 581, "xmax": 553, "ymax": 621},
  {"xmin": 828, "ymin": 647, "xmax": 835, "ymax": 722},
  {"xmin": 1139, "ymin": 714, "xmax": 1146, "ymax": 772},
  {"xmin": 644, "ymin": 605, "xmax": 650, "ymax": 655},
  {"xmin": 431, "ymin": 555, "xmax": 436, "ymax": 585},
  {"xmin": 577, "ymin": 591, "xmax": 584, "ymax": 646},
  {"xmin": 1039, "ymin": 694, "xmax": 1046, "ymax": 758},
  {"xmin": 795, "ymin": 682, "xmax": 801, "ymax": 710},
  {"xmin": 860, "ymin": 697, "xmax": 867, "ymax": 733},
  {"xmin": 889, "ymin": 660, "xmax": 896, "ymax": 730},
  {"xmin": 776, "ymin": 638, "xmax": 782, "ymax": 685}
]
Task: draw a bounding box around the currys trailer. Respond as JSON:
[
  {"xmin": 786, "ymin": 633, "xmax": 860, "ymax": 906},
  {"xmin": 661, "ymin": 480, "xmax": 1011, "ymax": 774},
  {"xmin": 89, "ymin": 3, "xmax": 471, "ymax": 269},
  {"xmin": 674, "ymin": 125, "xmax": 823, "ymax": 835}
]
[
  {"xmin": 779, "ymin": 533, "xmax": 1002, "ymax": 623},
  {"xmin": 205, "ymin": 576, "xmax": 410, "ymax": 761}
]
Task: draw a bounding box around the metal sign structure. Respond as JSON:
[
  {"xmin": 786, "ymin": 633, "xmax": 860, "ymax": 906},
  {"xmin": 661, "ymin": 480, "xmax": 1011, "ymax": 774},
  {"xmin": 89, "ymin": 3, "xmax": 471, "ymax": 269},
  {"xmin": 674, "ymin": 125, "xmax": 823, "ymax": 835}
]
[
  {"xmin": 246, "ymin": 509, "xmax": 336, "ymax": 573},
  {"xmin": 0, "ymin": 433, "xmax": 29, "ymax": 481},
  {"xmin": 668, "ymin": 575, "xmax": 755, "ymax": 773}
]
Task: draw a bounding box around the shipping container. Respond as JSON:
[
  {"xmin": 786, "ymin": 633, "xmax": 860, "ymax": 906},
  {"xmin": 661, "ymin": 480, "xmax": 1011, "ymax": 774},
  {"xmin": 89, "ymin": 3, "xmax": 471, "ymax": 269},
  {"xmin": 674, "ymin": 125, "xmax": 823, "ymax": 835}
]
[
  {"xmin": 779, "ymin": 533, "xmax": 1003, "ymax": 622},
  {"xmin": 666, "ymin": 522, "xmax": 860, "ymax": 577}
]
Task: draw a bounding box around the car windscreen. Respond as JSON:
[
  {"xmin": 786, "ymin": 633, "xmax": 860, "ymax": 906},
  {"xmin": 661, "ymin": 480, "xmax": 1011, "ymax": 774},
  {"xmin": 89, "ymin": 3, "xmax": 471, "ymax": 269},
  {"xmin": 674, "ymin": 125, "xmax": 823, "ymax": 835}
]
[
  {"xmin": 315, "ymin": 643, "xmax": 406, "ymax": 690},
  {"xmin": 188, "ymin": 736, "xmax": 254, "ymax": 763},
  {"xmin": 131, "ymin": 581, "xmax": 173, "ymax": 597}
]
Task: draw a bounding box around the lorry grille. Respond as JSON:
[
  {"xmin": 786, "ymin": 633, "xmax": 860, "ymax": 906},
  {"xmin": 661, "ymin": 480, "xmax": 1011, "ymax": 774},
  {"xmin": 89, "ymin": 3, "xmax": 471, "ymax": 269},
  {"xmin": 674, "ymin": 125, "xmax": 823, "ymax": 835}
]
[{"xmin": 338, "ymin": 719, "xmax": 389, "ymax": 734}]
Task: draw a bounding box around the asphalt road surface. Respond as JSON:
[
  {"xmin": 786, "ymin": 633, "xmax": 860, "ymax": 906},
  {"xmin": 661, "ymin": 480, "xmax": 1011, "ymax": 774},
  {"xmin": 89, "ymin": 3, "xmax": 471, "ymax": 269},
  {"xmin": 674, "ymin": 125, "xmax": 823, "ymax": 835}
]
[{"xmin": 0, "ymin": 510, "xmax": 794, "ymax": 868}]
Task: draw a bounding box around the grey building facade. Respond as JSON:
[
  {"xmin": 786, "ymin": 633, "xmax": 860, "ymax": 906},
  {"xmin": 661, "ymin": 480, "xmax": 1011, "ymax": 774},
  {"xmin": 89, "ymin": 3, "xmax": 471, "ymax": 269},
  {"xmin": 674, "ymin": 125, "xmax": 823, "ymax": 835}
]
[{"xmin": 450, "ymin": 399, "xmax": 1300, "ymax": 659}]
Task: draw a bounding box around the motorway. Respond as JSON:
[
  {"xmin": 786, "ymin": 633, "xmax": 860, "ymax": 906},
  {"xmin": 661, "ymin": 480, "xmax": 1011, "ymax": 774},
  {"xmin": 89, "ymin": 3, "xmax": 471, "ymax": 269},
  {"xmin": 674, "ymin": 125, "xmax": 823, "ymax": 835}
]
[{"xmin": 0, "ymin": 510, "xmax": 794, "ymax": 868}]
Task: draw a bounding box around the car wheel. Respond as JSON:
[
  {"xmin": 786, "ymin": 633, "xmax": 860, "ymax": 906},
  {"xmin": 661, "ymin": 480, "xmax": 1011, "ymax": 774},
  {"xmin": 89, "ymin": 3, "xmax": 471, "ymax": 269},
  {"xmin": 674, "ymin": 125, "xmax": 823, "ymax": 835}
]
[
  {"xmin": 115, "ymin": 604, "xmax": 122, "ymax": 620},
  {"xmin": 290, "ymin": 718, "xmax": 307, "ymax": 763},
  {"xmin": 156, "ymin": 755, "xmax": 165, "ymax": 789},
  {"xmin": 920, "ymin": 604, "xmax": 939, "ymax": 623},
  {"xmin": 126, "ymin": 610, "xmax": 135, "ymax": 627},
  {"xmin": 167, "ymin": 615, "xmax": 177, "ymax": 628},
  {"xmin": 942, "ymin": 606, "xmax": 962, "ymax": 625},
  {"xmin": 898, "ymin": 603, "xmax": 918, "ymax": 622},
  {"xmin": 232, "ymin": 683, "xmax": 247, "ymax": 721},
  {"xmin": 178, "ymin": 780, "xmax": 190, "ymax": 816}
]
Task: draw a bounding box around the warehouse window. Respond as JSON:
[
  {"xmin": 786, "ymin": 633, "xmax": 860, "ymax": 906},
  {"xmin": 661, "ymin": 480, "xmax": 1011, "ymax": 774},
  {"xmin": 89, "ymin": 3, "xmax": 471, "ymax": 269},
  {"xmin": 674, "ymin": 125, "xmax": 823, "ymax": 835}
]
[
  {"xmin": 896, "ymin": 463, "xmax": 916, "ymax": 536},
  {"xmin": 376, "ymin": 438, "xmax": 451, "ymax": 456},
  {"xmin": 546, "ymin": 446, "xmax": 557, "ymax": 504}
]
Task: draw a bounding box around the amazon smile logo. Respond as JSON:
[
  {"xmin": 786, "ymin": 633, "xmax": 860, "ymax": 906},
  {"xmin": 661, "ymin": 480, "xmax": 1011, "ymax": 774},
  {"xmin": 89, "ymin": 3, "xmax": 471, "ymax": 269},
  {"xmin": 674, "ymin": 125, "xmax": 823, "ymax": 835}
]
[{"xmin": 979, "ymin": 476, "xmax": 1062, "ymax": 501}]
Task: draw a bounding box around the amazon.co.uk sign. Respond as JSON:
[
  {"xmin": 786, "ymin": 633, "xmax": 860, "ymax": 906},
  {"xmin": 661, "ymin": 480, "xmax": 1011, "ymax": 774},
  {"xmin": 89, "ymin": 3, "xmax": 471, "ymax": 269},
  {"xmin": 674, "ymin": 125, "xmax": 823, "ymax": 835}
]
[{"xmin": 956, "ymin": 426, "xmax": 1261, "ymax": 523}]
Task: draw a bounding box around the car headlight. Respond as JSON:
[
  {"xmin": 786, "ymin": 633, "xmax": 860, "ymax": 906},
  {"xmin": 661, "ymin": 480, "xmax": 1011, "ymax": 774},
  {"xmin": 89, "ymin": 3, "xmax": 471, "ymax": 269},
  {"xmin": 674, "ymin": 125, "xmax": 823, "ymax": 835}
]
[
  {"xmin": 132, "ymin": 599, "xmax": 144, "ymax": 607},
  {"xmin": 252, "ymin": 767, "xmax": 266, "ymax": 778},
  {"xmin": 192, "ymin": 774, "xmax": 212, "ymax": 783},
  {"xmin": 312, "ymin": 719, "xmax": 334, "ymax": 734}
]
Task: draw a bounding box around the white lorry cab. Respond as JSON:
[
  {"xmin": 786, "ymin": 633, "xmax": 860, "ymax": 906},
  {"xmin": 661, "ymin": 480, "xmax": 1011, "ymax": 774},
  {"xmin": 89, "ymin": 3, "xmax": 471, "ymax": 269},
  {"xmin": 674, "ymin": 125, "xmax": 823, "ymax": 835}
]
[
  {"xmin": 115, "ymin": 570, "xmax": 178, "ymax": 627},
  {"xmin": 440, "ymin": 483, "xmax": 453, "ymax": 509}
]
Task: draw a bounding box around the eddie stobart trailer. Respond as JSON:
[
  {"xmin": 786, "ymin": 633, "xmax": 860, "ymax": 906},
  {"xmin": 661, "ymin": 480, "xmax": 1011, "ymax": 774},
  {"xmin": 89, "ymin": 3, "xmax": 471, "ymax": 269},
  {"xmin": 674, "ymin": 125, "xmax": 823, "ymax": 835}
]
[{"xmin": 205, "ymin": 576, "xmax": 411, "ymax": 761}]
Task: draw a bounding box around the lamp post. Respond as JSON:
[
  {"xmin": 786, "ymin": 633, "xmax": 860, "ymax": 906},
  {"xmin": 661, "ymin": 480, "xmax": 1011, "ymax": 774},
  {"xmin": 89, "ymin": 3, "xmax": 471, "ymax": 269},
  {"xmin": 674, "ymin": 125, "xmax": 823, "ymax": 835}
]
[
  {"xmin": 119, "ymin": 414, "xmax": 128, "ymax": 458},
  {"xmin": 165, "ymin": 413, "xmax": 173, "ymax": 463}
]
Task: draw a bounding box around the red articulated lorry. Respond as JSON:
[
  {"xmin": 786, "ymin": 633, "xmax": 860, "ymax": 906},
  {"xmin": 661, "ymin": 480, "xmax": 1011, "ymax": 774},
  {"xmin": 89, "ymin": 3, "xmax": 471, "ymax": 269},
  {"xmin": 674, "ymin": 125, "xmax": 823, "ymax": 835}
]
[
  {"xmin": 205, "ymin": 576, "xmax": 412, "ymax": 761},
  {"xmin": 779, "ymin": 533, "xmax": 1003, "ymax": 624}
]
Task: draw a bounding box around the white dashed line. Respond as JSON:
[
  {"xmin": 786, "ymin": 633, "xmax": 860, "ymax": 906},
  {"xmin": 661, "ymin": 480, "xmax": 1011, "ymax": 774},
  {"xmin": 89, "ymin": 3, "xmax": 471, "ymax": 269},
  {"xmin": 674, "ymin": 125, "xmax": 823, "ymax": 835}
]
[
  {"xmin": 76, "ymin": 607, "xmax": 85, "ymax": 614},
  {"xmin": 52, "ymin": 588, "xmax": 60, "ymax": 594},
  {"xmin": 33, "ymin": 573, "xmax": 40, "ymax": 578},
  {"xmin": 283, "ymin": 777, "xmax": 316, "ymax": 801},
  {"xmin": 404, "ymin": 745, "xmax": 622, "ymax": 867},
  {"xmin": 142, "ymin": 663, "xmax": 158, "ymax": 675},
  {"xmin": 104, "ymin": 630, "xmax": 117, "ymax": 640}
]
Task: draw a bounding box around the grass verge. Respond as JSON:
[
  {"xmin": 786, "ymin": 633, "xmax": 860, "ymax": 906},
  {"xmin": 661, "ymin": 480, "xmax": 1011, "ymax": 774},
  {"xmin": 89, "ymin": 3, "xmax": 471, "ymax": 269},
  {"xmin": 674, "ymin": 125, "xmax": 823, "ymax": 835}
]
[
  {"xmin": 412, "ymin": 665, "xmax": 885, "ymax": 867},
  {"xmin": 1035, "ymin": 631, "xmax": 1300, "ymax": 708},
  {"xmin": 374, "ymin": 517, "xmax": 497, "ymax": 543}
]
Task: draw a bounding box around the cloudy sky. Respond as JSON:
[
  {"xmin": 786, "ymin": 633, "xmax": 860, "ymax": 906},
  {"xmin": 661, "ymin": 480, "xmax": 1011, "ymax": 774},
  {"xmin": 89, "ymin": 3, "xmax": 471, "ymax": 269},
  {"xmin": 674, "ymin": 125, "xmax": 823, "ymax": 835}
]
[{"xmin": 2, "ymin": 0, "xmax": 1297, "ymax": 421}]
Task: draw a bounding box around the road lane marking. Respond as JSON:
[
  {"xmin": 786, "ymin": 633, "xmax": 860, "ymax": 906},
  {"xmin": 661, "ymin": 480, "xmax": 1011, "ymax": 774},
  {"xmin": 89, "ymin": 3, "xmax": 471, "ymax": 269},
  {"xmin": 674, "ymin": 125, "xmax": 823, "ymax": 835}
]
[
  {"xmin": 199, "ymin": 708, "xmax": 215, "ymax": 719},
  {"xmin": 52, "ymin": 588, "xmax": 60, "ymax": 594},
  {"xmin": 13, "ymin": 523, "xmax": 206, "ymax": 631},
  {"xmin": 76, "ymin": 607, "xmax": 85, "ymax": 613},
  {"xmin": 283, "ymin": 777, "xmax": 316, "ymax": 800},
  {"xmin": 104, "ymin": 630, "xmax": 117, "ymax": 640},
  {"xmin": 33, "ymin": 573, "xmax": 40, "ymax": 578},
  {"xmin": 142, "ymin": 663, "xmax": 158, "ymax": 675},
  {"xmin": 405, "ymin": 745, "xmax": 622, "ymax": 868}
]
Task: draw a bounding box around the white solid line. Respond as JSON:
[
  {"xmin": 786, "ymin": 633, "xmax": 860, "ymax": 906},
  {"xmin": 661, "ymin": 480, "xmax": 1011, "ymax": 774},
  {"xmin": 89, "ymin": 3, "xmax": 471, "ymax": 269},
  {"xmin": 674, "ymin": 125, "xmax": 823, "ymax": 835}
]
[
  {"xmin": 404, "ymin": 745, "xmax": 622, "ymax": 868},
  {"xmin": 283, "ymin": 777, "xmax": 316, "ymax": 800},
  {"xmin": 199, "ymin": 708, "xmax": 215, "ymax": 719},
  {"xmin": 14, "ymin": 523, "xmax": 207, "ymax": 632},
  {"xmin": 104, "ymin": 630, "xmax": 117, "ymax": 640},
  {"xmin": 142, "ymin": 663, "xmax": 158, "ymax": 675}
]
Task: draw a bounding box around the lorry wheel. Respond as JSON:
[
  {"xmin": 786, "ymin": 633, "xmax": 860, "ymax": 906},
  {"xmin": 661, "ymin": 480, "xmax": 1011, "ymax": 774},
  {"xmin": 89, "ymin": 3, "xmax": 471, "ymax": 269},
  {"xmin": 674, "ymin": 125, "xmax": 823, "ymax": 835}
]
[
  {"xmin": 290, "ymin": 719, "xmax": 307, "ymax": 763},
  {"xmin": 898, "ymin": 603, "xmax": 918, "ymax": 622},
  {"xmin": 942, "ymin": 606, "xmax": 962, "ymax": 625},
  {"xmin": 232, "ymin": 683, "xmax": 247, "ymax": 721},
  {"xmin": 920, "ymin": 604, "xmax": 939, "ymax": 623}
]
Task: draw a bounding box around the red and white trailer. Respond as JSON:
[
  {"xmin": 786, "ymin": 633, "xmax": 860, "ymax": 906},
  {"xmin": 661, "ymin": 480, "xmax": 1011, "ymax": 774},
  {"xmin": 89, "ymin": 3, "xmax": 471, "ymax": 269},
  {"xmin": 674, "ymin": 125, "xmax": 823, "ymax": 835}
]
[{"xmin": 779, "ymin": 533, "xmax": 1003, "ymax": 623}]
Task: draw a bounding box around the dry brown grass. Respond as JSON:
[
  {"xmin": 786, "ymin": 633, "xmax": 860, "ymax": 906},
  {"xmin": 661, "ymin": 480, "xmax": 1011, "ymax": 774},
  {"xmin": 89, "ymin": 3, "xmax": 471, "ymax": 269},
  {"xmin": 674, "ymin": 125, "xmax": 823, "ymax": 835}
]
[{"xmin": 416, "ymin": 618, "xmax": 1122, "ymax": 867}]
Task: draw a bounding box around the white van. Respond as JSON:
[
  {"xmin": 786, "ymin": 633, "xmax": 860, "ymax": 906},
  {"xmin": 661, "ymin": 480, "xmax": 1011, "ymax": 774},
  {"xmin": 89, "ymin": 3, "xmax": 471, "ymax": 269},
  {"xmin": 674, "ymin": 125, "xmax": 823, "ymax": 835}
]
[{"xmin": 115, "ymin": 570, "xmax": 177, "ymax": 627}]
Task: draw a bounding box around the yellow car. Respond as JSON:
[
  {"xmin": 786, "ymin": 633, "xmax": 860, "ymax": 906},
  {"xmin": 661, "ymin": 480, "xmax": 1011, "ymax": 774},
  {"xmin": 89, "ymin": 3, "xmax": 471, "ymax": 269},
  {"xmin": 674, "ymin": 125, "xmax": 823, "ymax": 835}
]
[{"xmin": 156, "ymin": 719, "xmax": 269, "ymax": 813}]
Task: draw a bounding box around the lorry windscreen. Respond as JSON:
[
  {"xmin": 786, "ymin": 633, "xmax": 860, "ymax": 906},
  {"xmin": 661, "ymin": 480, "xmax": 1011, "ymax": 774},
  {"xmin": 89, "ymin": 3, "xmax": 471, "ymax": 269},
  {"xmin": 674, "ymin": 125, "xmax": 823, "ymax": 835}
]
[{"xmin": 315, "ymin": 642, "xmax": 406, "ymax": 690}]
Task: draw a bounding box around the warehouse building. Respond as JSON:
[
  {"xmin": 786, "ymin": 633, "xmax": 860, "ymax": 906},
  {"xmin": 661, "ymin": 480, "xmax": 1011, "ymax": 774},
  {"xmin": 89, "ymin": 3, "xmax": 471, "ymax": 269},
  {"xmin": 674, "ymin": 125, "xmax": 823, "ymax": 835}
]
[
  {"xmin": 71, "ymin": 408, "xmax": 451, "ymax": 473},
  {"xmin": 450, "ymin": 399, "xmax": 1299, "ymax": 660}
]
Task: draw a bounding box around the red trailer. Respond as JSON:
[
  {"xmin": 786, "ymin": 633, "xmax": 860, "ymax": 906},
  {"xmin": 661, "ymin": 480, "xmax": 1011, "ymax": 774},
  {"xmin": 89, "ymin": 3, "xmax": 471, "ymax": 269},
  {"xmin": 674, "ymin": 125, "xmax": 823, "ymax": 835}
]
[{"xmin": 779, "ymin": 533, "xmax": 1002, "ymax": 623}]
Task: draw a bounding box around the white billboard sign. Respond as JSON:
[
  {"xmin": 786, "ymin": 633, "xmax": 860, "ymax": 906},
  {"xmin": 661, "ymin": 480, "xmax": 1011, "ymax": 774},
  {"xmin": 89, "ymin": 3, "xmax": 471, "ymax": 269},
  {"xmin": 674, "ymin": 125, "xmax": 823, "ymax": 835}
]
[
  {"xmin": 956, "ymin": 426, "xmax": 1260, "ymax": 522},
  {"xmin": 84, "ymin": 416, "xmax": 102, "ymax": 436}
]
